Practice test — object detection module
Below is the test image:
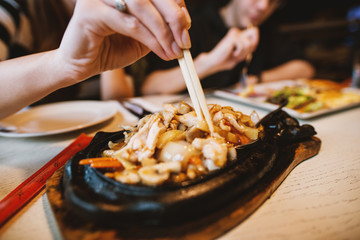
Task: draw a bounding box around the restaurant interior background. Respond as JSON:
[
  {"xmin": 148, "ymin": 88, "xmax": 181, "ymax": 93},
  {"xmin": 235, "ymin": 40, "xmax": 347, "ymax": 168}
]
[
  {"xmin": 272, "ymin": 0, "xmax": 360, "ymax": 83},
  {"xmin": 189, "ymin": 0, "xmax": 360, "ymax": 83},
  {"xmin": 49, "ymin": 0, "xmax": 360, "ymax": 103}
]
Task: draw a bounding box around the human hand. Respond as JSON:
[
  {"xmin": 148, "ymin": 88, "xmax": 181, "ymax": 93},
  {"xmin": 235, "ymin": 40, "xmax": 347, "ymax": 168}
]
[
  {"xmin": 57, "ymin": 0, "xmax": 191, "ymax": 83},
  {"xmin": 201, "ymin": 27, "xmax": 259, "ymax": 75}
]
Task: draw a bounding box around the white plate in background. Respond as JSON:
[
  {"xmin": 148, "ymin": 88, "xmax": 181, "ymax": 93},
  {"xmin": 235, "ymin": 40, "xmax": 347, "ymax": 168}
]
[
  {"xmin": 0, "ymin": 101, "xmax": 117, "ymax": 137},
  {"xmin": 214, "ymin": 80, "xmax": 360, "ymax": 119}
]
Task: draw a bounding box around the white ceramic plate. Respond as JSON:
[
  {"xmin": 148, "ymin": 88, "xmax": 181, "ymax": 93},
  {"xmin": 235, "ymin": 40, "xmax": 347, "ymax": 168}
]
[
  {"xmin": 214, "ymin": 80, "xmax": 360, "ymax": 119},
  {"xmin": 0, "ymin": 101, "xmax": 117, "ymax": 137}
]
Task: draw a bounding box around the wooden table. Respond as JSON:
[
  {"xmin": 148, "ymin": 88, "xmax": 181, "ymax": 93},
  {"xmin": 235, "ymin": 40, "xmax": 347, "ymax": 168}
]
[{"xmin": 1, "ymin": 94, "xmax": 359, "ymax": 240}]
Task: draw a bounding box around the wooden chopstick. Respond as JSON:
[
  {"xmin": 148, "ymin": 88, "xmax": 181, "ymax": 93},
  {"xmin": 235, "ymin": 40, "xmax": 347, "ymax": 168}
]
[
  {"xmin": 178, "ymin": 56, "xmax": 203, "ymax": 120},
  {"xmin": 0, "ymin": 133, "xmax": 92, "ymax": 227},
  {"xmin": 183, "ymin": 50, "xmax": 214, "ymax": 134},
  {"xmin": 178, "ymin": 49, "xmax": 214, "ymax": 134}
]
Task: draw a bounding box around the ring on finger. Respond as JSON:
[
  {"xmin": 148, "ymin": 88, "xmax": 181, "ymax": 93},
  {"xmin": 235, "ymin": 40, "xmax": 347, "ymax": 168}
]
[{"xmin": 115, "ymin": 0, "xmax": 127, "ymax": 12}]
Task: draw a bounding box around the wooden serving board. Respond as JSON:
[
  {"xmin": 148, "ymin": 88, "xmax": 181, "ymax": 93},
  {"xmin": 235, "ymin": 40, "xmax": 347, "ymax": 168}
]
[{"xmin": 46, "ymin": 137, "xmax": 321, "ymax": 240}]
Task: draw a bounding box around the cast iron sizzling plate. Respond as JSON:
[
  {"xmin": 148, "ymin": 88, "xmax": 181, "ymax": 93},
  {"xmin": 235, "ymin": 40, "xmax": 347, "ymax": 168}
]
[{"xmin": 60, "ymin": 108, "xmax": 319, "ymax": 234}]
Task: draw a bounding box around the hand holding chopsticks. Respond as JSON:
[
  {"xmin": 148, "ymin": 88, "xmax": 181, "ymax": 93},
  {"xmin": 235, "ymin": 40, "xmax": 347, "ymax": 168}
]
[{"xmin": 178, "ymin": 50, "xmax": 214, "ymax": 135}]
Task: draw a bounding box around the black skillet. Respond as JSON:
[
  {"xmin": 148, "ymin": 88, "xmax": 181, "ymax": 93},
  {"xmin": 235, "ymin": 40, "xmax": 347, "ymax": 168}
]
[{"xmin": 62, "ymin": 107, "xmax": 317, "ymax": 230}]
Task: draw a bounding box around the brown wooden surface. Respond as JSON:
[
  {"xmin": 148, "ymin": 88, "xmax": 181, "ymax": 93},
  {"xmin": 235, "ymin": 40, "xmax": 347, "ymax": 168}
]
[{"xmin": 46, "ymin": 137, "xmax": 321, "ymax": 240}]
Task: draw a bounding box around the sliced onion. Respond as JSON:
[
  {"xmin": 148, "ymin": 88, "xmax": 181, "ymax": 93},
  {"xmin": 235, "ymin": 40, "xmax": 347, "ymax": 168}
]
[{"xmin": 159, "ymin": 141, "xmax": 200, "ymax": 169}]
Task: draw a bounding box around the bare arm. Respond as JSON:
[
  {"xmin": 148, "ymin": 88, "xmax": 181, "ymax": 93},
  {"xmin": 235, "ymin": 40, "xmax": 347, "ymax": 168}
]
[
  {"xmin": 246, "ymin": 59, "xmax": 315, "ymax": 85},
  {"xmin": 100, "ymin": 69, "xmax": 134, "ymax": 100},
  {"xmin": 0, "ymin": 51, "xmax": 73, "ymax": 119},
  {"xmin": 261, "ymin": 60, "xmax": 315, "ymax": 82}
]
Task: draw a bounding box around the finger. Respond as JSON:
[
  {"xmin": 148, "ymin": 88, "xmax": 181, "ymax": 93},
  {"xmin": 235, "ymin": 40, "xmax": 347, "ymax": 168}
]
[
  {"xmin": 102, "ymin": 0, "xmax": 127, "ymax": 12},
  {"xmin": 101, "ymin": 0, "xmax": 176, "ymax": 59},
  {"xmin": 224, "ymin": 29, "xmax": 248, "ymax": 58},
  {"xmin": 173, "ymin": 0, "xmax": 191, "ymax": 29},
  {"xmin": 151, "ymin": 0, "xmax": 191, "ymax": 49},
  {"xmin": 233, "ymin": 35, "xmax": 251, "ymax": 59},
  {"xmin": 242, "ymin": 27, "xmax": 259, "ymax": 51},
  {"xmin": 120, "ymin": 0, "xmax": 183, "ymax": 59},
  {"xmin": 100, "ymin": 0, "xmax": 171, "ymax": 60},
  {"xmin": 174, "ymin": 0, "xmax": 186, "ymax": 8}
]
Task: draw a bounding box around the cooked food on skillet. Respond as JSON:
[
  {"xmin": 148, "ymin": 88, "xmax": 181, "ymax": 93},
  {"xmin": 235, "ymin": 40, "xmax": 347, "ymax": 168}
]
[
  {"xmin": 80, "ymin": 102, "xmax": 262, "ymax": 186},
  {"xmin": 60, "ymin": 104, "xmax": 319, "ymax": 232}
]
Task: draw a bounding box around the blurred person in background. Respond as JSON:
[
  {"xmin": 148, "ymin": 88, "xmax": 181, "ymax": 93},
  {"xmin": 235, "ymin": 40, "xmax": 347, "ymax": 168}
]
[
  {"xmin": 115, "ymin": 0, "xmax": 315, "ymax": 97},
  {"xmin": 0, "ymin": 0, "xmax": 191, "ymax": 119}
]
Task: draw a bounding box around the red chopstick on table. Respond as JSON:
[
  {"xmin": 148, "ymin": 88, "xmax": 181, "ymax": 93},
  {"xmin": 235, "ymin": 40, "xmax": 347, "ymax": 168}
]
[{"xmin": 0, "ymin": 133, "xmax": 93, "ymax": 227}]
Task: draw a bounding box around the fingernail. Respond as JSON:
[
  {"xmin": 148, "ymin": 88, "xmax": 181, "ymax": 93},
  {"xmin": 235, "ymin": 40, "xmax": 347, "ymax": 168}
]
[
  {"xmin": 182, "ymin": 29, "xmax": 191, "ymax": 49},
  {"xmin": 182, "ymin": 7, "xmax": 192, "ymax": 29},
  {"xmin": 172, "ymin": 41, "xmax": 183, "ymax": 58}
]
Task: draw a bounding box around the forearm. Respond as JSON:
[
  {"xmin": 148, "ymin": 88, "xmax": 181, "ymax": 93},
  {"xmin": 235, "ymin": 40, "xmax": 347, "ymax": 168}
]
[
  {"xmin": 0, "ymin": 50, "xmax": 75, "ymax": 119},
  {"xmin": 100, "ymin": 69, "xmax": 134, "ymax": 100},
  {"xmin": 261, "ymin": 60, "xmax": 315, "ymax": 83},
  {"xmin": 141, "ymin": 66, "xmax": 186, "ymax": 95},
  {"xmin": 141, "ymin": 53, "xmax": 218, "ymax": 95}
]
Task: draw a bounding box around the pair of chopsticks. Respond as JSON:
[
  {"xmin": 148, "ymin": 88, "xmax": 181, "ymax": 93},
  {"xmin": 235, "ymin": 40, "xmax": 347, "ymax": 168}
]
[
  {"xmin": 178, "ymin": 50, "xmax": 214, "ymax": 135},
  {"xmin": 0, "ymin": 133, "xmax": 92, "ymax": 227}
]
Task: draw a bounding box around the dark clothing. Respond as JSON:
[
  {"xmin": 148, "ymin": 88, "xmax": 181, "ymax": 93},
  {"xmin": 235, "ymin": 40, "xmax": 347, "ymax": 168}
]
[
  {"xmin": 0, "ymin": 0, "xmax": 32, "ymax": 60},
  {"xmin": 128, "ymin": 3, "xmax": 307, "ymax": 94}
]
